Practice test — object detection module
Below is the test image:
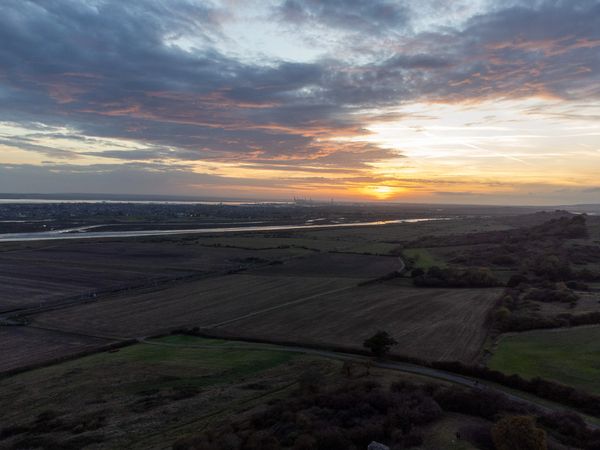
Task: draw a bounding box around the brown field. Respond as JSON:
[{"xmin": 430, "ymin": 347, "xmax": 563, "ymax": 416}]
[
  {"xmin": 219, "ymin": 284, "xmax": 501, "ymax": 363},
  {"xmin": 0, "ymin": 327, "xmax": 113, "ymax": 373},
  {"xmin": 2, "ymin": 224, "xmax": 501, "ymax": 374},
  {"xmin": 248, "ymin": 252, "xmax": 401, "ymax": 278},
  {"xmin": 0, "ymin": 239, "xmax": 305, "ymax": 312},
  {"xmin": 30, "ymin": 274, "xmax": 356, "ymax": 338}
]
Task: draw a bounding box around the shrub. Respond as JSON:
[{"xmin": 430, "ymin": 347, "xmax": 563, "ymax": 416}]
[
  {"xmin": 414, "ymin": 266, "xmax": 501, "ymax": 288},
  {"xmin": 491, "ymin": 416, "xmax": 546, "ymax": 450}
]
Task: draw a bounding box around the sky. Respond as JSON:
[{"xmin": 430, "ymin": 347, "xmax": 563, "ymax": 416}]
[{"xmin": 0, "ymin": 0, "xmax": 599, "ymax": 205}]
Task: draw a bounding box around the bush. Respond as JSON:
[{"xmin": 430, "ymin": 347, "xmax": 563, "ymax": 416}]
[
  {"xmin": 414, "ymin": 266, "xmax": 501, "ymax": 288},
  {"xmin": 491, "ymin": 416, "xmax": 546, "ymax": 450}
]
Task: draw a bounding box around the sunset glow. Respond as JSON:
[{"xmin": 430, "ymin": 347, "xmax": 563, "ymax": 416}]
[{"xmin": 1, "ymin": 1, "xmax": 599, "ymax": 205}]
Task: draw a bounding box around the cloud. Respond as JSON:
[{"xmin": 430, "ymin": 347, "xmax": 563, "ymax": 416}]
[
  {"xmin": 0, "ymin": 0, "xmax": 599, "ymax": 202},
  {"xmin": 277, "ymin": 0, "xmax": 410, "ymax": 34}
]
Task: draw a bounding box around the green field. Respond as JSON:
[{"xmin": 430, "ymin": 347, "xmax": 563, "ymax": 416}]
[
  {"xmin": 195, "ymin": 234, "xmax": 397, "ymax": 254},
  {"xmin": 489, "ymin": 326, "xmax": 600, "ymax": 394},
  {"xmin": 0, "ymin": 336, "xmax": 311, "ymax": 449},
  {"xmin": 403, "ymin": 247, "xmax": 446, "ymax": 269}
]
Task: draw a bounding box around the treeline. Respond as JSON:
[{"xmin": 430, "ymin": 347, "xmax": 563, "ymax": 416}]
[
  {"xmin": 412, "ymin": 266, "xmax": 501, "ymax": 288},
  {"xmin": 407, "ymin": 214, "xmax": 588, "ymax": 248},
  {"xmin": 495, "ymin": 310, "xmax": 600, "ymax": 333},
  {"xmin": 432, "ymin": 360, "xmax": 600, "ymax": 418},
  {"xmin": 489, "ymin": 278, "xmax": 600, "ymax": 332}
]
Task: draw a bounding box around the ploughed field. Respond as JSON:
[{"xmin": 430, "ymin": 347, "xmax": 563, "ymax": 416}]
[
  {"xmin": 0, "ymin": 239, "xmax": 307, "ymax": 312},
  {"xmin": 29, "ymin": 274, "xmax": 357, "ymax": 338},
  {"xmin": 0, "ymin": 327, "xmax": 114, "ymax": 373},
  {"xmin": 27, "ymin": 275, "xmax": 498, "ymax": 364},
  {"xmin": 2, "ymin": 219, "xmax": 506, "ymax": 373},
  {"xmin": 218, "ymin": 283, "xmax": 500, "ymax": 363}
]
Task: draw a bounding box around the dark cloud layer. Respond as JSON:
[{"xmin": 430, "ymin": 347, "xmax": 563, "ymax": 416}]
[
  {"xmin": 0, "ymin": 0, "xmax": 599, "ymax": 197},
  {"xmin": 277, "ymin": 0, "xmax": 410, "ymax": 34}
]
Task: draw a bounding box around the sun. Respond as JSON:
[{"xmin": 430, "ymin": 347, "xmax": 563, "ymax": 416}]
[{"xmin": 360, "ymin": 185, "xmax": 401, "ymax": 200}]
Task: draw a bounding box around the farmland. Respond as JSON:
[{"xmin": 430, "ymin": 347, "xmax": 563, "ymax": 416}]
[
  {"xmin": 0, "ymin": 240, "xmax": 307, "ymax": 312},
  {"xmin": 401, "ymin": 248, "xmax": 447, "ymax": 269},
  {"xmin": 3, "ymin": 211, "xmax": 582, "ymax": 375},
  {"xmin": 0, "ymin": 327, "xmax": 114, "ymax": 373},
  {"xmin": 220, "ymin": 283, "xmax": 500, "ymax": 362},
  {"xmin": 489, "ymin": 326, "xmax": 600, "ymax": 394},
  {"xmin": 3, "ymin": 205, "xmax": 600, "ymax": 448},
  {"xmin": 30, "ymin": 274, "xmax": 357, "ymax": 338}
]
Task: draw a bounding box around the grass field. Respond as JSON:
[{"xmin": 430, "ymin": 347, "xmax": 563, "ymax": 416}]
[
  {"xmin": 403, "ymin": 247, "xmax": 446, "ymax": 269},
  {"xmin": 194, "ymin": 234, "xmax": 397, "ymax": 254},
  {"xmin": 222, "ymin": 284, "xmax": 500, "ymax": 362},
  {"xmin": 489, "ymin": 326, "xmax": 600, "ymax": 394},
  {"xmin": 0, "ymin": 336, "xmax": 320, "ymax": 449}
]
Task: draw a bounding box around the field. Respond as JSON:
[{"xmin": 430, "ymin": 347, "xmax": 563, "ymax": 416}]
[
  {"xmin": 489, "ymin": 325, "xmax": 600, "ymax": 394},
  {"xmin": 192, "ymin": 234, "xmax": 398, "ymax": 254},
  {"xmin": 0, "ymin": 335, "xmax": 493, "ymax": 450},
  {"xmin": 0, "ymin": 240, "xmax": 306, "ymax": 312},
  {"xmin": 2, "ymin": 208, "xmax": 599, "ymax": 448},
  {"xmin": 0, "ymin": 327, "xmax": 114, "ymax": 373},
  {"xmin": 30, "ymin": 274, "xmax": 357, "ymax": 338},
  {"xmin": 247, "ymin": 252, "xmax": 401, "ymax": 278},
  {"xmin": 0, "ymin": 336, "xmax": 315, "ymax": 449},
  {"xmin": 220, "ymin": 283, "xmax": 500, "ymax": 362},
  {"xmin": 2, "ymin": 220, "xmax": 504, "ymax": 373},
  {"xmin": 402, "ymin": 248, "xmax": 446, "ymax": 269}
]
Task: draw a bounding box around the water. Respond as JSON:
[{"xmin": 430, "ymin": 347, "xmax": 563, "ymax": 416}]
[{"xmin": 0, "ymin": 218, "xmax": 449, "ymax": 242}]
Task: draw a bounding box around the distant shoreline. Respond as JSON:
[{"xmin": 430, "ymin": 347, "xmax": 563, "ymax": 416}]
[{"xmin": 0, "ymin": 217, "xmax": 450, "ymax": 242}]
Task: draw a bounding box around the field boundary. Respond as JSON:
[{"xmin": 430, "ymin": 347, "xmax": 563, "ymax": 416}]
[{"xmin": 0, "ymin": 339, "xmax": 136, "ymax": 379}]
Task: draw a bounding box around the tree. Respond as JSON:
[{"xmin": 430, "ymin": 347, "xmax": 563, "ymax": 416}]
[
  {"xmin": 492, "ymin": 416, "xmax": 547, "ymax": 450},
  {"xmin": 363, "ymin": 331, "xmax": 397, "ymax": 358}
]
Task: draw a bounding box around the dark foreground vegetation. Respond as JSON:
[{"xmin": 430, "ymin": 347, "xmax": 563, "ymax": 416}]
[
  {"xmin": 173, "ymin": 374, "xmax": 600, "ymax": 450},
  {"xmin": 183, "ymin": 328, "xmax": 600, "ymax": 422}
]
